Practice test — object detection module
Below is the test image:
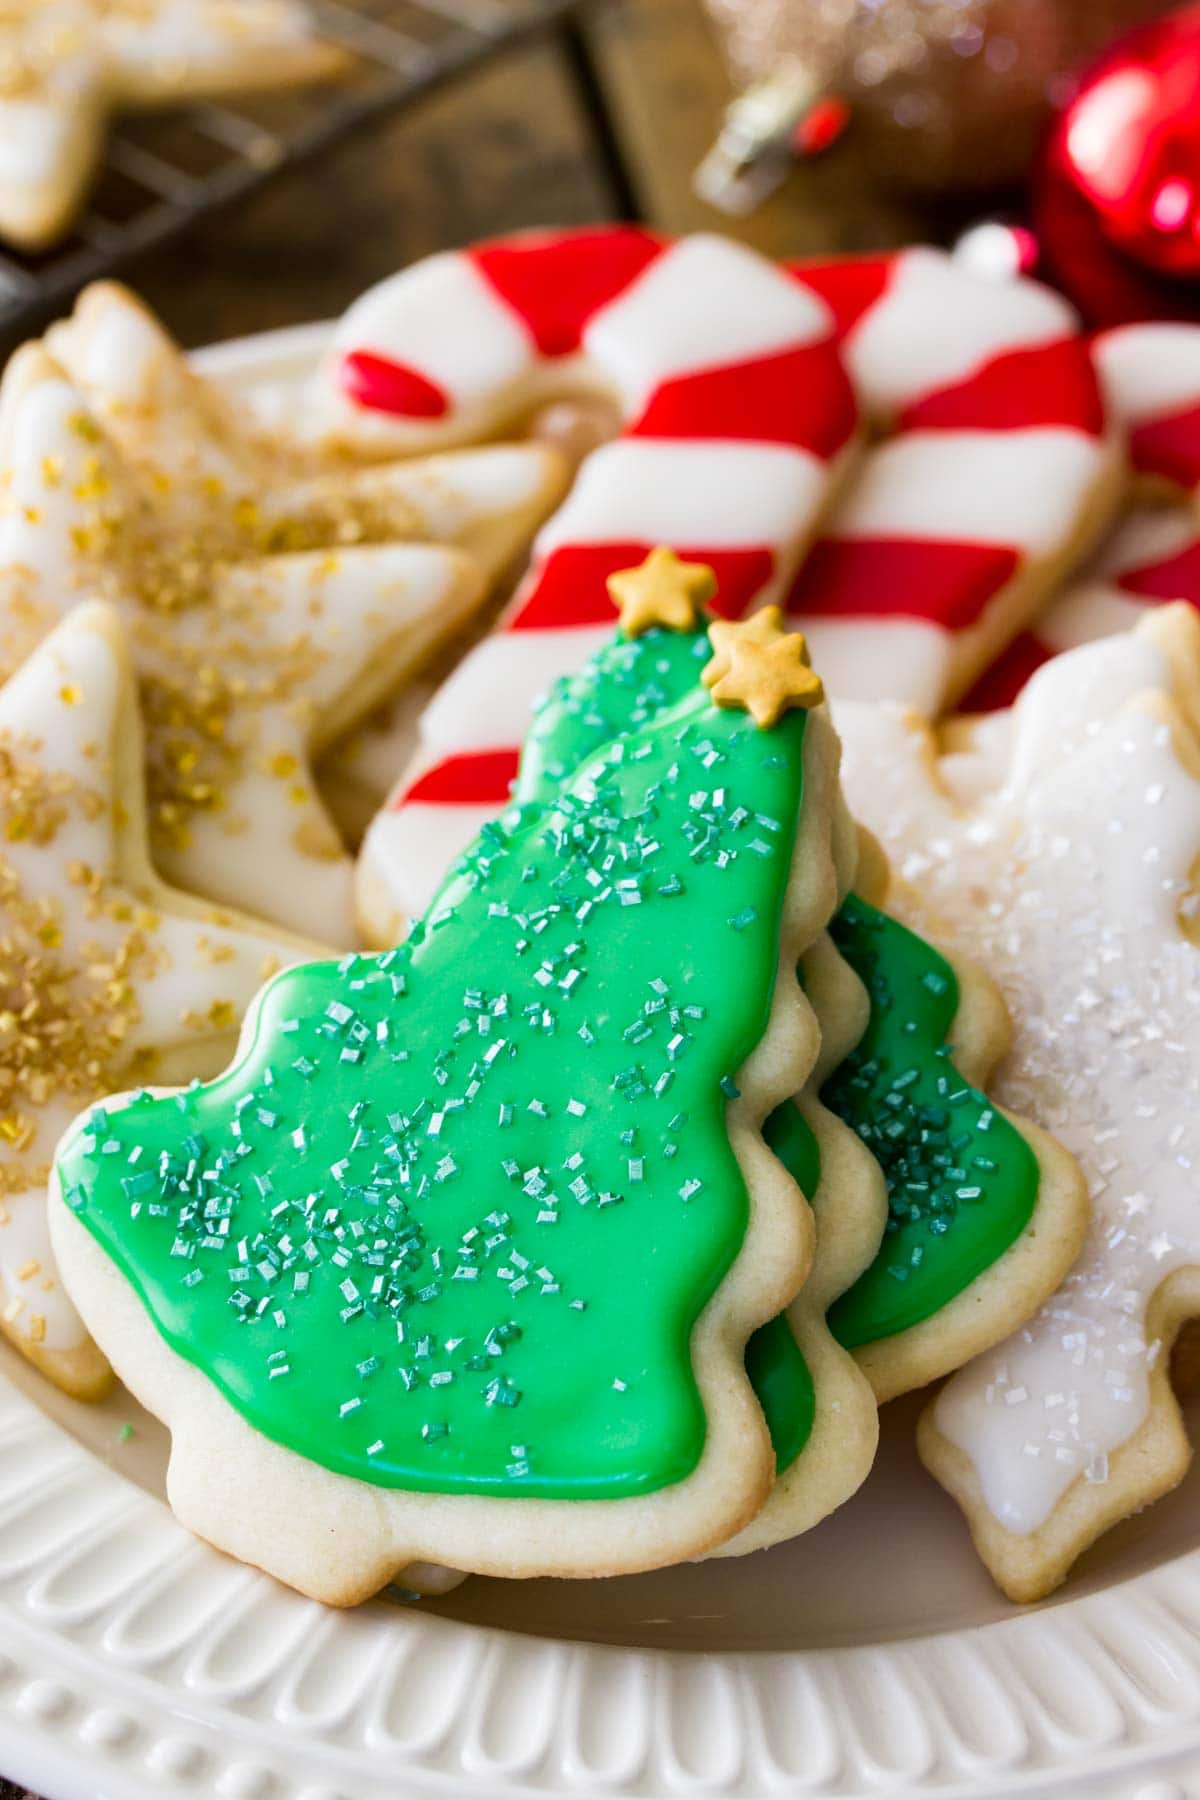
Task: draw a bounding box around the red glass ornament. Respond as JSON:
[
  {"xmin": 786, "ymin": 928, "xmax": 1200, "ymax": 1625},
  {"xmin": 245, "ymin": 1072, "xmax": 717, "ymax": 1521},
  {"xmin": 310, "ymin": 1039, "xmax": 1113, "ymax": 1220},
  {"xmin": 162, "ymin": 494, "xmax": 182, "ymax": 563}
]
[{"xmin": 1035, "ymin": 4, "xmax": 1200, "ymax": 325}]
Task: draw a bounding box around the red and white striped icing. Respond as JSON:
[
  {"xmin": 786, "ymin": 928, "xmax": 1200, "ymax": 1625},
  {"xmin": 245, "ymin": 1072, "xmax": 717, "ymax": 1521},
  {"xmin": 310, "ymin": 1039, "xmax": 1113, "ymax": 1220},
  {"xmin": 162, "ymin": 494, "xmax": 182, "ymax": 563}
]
[
  {"xmin": 345, "ymin": 229, "xmax": 858, "ymax": 929},
  {"xmin": 960, "ymin": 505, "xmax": 1200, "ymax": 714},
  {"xmin": 782, "ymin": 247, "xmax": 1114, "ymax": 714},
  {"xmin": 1093, "ymin": 322, "xmax": 1200, "ymax": 495},
  {"xmin": 334, "ymin": 231, "xmax": 1119, "ymax": 932}
]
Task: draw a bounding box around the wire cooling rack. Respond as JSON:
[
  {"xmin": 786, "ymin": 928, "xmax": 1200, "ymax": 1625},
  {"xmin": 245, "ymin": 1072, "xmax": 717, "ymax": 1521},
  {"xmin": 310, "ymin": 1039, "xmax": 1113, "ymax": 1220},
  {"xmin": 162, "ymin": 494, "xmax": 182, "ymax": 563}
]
[{"xmin": 0, "ymin": 0, "xmax": 626, "ymax": 351}]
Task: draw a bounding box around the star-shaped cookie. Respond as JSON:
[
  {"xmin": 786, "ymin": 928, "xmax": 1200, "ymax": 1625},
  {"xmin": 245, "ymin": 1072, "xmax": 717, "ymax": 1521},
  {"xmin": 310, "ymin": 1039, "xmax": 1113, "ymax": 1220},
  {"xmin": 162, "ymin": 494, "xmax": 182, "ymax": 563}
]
[
  {"xmin": 0, "ymin": 284, "xmax": 566, "ymax": 944},
  {"xmin": 0, "ymin": 0, "xmax": 346, "ymax": 251},
  {"xmin": 0, "ymin": 600, "xmax": 325, "ymax": 1398},
  {"xmin": 703, "ymin": 607, "xmax": 825, "ymax": 727}
]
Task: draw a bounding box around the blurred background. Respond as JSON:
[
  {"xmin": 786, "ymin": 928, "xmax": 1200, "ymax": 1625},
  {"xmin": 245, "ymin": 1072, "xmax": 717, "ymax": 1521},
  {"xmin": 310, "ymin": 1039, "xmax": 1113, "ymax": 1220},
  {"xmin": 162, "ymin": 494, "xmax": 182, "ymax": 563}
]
[{"xmin": 8, "ymin": 0, "xmax": 1200, "ymax": 358}]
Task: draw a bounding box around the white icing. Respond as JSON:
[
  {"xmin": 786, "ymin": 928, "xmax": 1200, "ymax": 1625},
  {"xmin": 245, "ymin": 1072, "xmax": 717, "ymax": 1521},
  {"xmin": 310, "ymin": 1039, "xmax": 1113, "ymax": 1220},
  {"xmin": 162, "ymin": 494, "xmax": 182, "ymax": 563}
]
[
  {"xmin": 583, "ymin": 233, "xmax": 831, "ymax": 413},
  {"xmin": 535, "ymin": 439, "xmax": 825, "ymax": 556},
  {"xmin": 0, "ymin": 81, "xmax": 91, "ymax": 187},
  {"xmin": 143, "ymin": 540, "xmax": 476, "ymax": 942},
  {"xmin": 1095, "ymin": 323, "xmax": 1200, "ymax": 429},
  {"xmin": 367, "ymin": 797, "xmax": 500, "ymax": 923},
  {"xmin": 812, "ymin": 616, "xmax": 950, "ymax": 714},
  {"xmin": 829, "ymin": 429, "xmax": 1106, "ymax": 553},
  {"xmin": 420, "ymin": 625, "xmax": 613, "ymax": 756},
  {"xmin": 331, "ymin": 252, "xmax": 535, "ymax": 425},
  {"xmin": 0, "ymin": 309, "xmax": 532, "ymax": 945},
  {"xmin": 838, "ymin": 627, "xmax": 1200, "ymax": 1534},
  {"xmin": 0, "ymin": 607, "xmax": 306, "ymax": 1357},
  {"xmin": 845, "ymin": 247, "xmax": 1078, "ymax": 417},
  {"xmin": 1030, "ymin": 507, "xmax": 1200, "ymax": 663}
]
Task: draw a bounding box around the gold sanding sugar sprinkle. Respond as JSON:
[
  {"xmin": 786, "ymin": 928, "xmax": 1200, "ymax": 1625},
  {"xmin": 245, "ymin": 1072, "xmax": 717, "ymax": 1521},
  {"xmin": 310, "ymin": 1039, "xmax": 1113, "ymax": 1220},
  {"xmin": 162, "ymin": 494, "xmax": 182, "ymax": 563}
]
[
  {"xmin": 2, "ymin": 385, "xmax": 438, "ymax": 850},
  {"xmin": 0, "ymin": 749, "xmax": 168, "ymax": 1138},
  {"xmin": 0, "ymin": 737, "xmax": 75, "ymax": 845},
  {"xmin": 194, "ymin": 998, "xmax": 236, "ymax": 1031}
]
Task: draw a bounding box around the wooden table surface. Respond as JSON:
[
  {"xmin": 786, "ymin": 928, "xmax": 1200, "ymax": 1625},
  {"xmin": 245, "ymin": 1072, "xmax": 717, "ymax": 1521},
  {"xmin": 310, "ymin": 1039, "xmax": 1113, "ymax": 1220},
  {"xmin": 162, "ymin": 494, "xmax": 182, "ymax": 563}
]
[{"xmin": 0, "ymin": 5, "xmax": 984, "ymax": 1795}]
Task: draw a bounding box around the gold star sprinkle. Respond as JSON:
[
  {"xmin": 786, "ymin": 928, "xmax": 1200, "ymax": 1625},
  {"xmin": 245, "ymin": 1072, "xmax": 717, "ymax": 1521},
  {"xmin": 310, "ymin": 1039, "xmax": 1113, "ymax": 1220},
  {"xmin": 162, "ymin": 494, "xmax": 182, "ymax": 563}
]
[
  {"xmin": 606, "ymin": 546, "xmax": 717, "ymax": 639},
  {"xmin": 702, "ymin": 607, "xmax": 825, "ymax": 728}
]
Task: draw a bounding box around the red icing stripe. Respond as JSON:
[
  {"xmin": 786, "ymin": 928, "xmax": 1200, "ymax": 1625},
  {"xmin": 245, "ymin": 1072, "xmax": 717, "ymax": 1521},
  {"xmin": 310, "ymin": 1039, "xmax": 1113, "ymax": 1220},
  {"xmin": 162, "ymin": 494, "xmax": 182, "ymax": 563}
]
[
  {"xmin": 957, "ymin": 631, "xmax": 1051, "ymax": 712},
  {"xmin": 470, "ymin": 228, "xmax": 665, "ymax": 358},
  {"xmin": 400, "ymin": 747, "xmax": 521, "ymax": 807},
  {"xmin": 509, "ymin": 542, "xmax": 775, "ymax": 633},
  {"xmin": 900, "ymin": 337, "xmax": 1105, "ymax": 436},
  {"xmin": 1116, "ymin": 534, "xmax": 1200, "ymax": 605},
  {"xmin": 628, "ymin": 341, "xmax": 856, "ymax": 458},
  {"xmin": 787, "ymin": 254, "xmax": 894, "ymax": 341},
  {"xmin": 1129, "ymin": 403, "xmax": 1200, "ymax": 489},
  {"xmin": 785, "ymin": 538, "xmax": 1021, "ymax": 632},
  {"xmin": 339, "ymin": 350, "xmax": 448, "ymax": 419}
]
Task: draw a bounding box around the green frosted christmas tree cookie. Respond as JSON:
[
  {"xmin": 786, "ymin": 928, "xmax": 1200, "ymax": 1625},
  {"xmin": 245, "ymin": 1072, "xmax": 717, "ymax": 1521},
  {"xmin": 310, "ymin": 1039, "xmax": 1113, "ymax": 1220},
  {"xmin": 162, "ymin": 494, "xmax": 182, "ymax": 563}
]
[
  {"xmin": 502, "ymin": 563, "xmax": 1086, "ymax": 1427},
  {"xmin": 50, "ymin": 593, "xmax": 851, "ymax": 1602}
]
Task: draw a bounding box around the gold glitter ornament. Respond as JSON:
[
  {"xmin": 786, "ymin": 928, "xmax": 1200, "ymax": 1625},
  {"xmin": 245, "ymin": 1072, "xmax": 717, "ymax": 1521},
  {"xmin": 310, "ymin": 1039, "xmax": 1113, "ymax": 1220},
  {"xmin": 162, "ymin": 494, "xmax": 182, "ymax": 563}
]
[{"xmin": 701, "ymin": 0, "xmax": 1172, "ymax": 195}]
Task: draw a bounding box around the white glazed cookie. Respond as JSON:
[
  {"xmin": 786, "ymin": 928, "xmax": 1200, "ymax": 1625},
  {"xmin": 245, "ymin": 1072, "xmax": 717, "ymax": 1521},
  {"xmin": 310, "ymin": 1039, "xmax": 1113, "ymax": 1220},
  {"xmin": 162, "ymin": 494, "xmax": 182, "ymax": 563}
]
[
  {"xmin": 50, "ymin": 615, "xmax": 854, "ymax": 1600},
  {"xmin": 0, "ymin": 284, "xmax": 566, "ymax": 945},
  {"xmin": 0, "ymin": 0, "xmax": 346, "ymax": 251},
  {"xmin": 0, "ymin": 601, "xmax": 322, "ymax": 1399},
  {"xmin": 836, "ymin": 605, "xmax": 1200, "ymax": 1600}
]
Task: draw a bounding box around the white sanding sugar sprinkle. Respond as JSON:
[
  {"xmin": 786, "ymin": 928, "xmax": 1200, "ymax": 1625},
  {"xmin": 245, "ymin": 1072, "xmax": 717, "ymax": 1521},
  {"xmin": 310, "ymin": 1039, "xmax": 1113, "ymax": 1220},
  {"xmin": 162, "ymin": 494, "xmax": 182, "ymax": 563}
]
[{"xmin": 836, "ymin": 642, "xmax": 1200, "ymax": 1534}]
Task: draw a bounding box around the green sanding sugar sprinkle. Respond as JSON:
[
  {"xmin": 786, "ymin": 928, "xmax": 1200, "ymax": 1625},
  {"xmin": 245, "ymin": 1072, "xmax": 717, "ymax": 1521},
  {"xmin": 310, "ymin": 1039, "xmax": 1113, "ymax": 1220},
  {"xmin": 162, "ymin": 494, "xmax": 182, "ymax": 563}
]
[
  {"xmin": 825, "ymin": 909, "xmax": 986, "ymax": 1249},
  {"xmin": 60, "ymin": 664, "xmax": 809, "ymax": 1501},
  {"xmin": 825, "ymin": 896, "xmax": 1040, "ymax": 1350}
]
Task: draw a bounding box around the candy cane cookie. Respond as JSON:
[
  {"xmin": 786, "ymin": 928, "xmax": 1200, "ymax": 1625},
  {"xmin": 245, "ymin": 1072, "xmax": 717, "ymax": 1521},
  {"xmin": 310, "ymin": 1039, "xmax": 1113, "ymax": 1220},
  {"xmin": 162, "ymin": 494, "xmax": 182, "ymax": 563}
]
[
  {"xmin": 958, "ymin": 505, "xmax": 1200, "ymax": 715},
  {"xmin": 0, "ymin": 602, "xmax": 322, "ymax": 1400},
  {"xmin": 1094, "ymin": 322, "xmax": 1200, "ymax": 499},
  {"xmin": 784, "ymin": 247, "xmax": 1122, "ymax": 713},
  {"xmin": 837, "ymin": 605, "xmax": 1200, "ymax": 1600},
  {"xmin": 50, "ymin": 610, "xmax": 854, "ymax": 1600},
  {"xmin": 958, "ymin": 324, "xmax": 1200, "ymax": 715},
  {"xmin": 327, "ymin": 228, "xmax": 858, "ymax": 942}
]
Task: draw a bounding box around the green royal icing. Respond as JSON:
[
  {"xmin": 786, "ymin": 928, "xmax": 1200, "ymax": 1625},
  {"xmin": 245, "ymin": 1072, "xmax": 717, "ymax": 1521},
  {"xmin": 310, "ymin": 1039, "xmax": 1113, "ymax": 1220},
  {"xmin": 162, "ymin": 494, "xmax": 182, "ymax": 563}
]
[
  {"xmin": 514, "ymin": 627, "xmax": 818, "ymax": 1471},
  {"xmin": 824, "ymin": 896, "xmax": 1040, "ymax": 1348},
  {"xmin": 513, "ymin": 626, "xmax": 1043, "ymax": 1384},
  {"xmin": 59, "ymin": 677, "xmax": 810, "ymax": 1499}
]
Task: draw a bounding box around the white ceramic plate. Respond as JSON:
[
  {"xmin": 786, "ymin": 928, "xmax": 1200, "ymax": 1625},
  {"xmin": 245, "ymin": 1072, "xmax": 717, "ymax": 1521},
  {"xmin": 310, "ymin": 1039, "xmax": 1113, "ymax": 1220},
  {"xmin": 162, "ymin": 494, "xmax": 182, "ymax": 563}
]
[{"xmin": 4, "ymin": 327, "xmax": 1200, "ymax": 1800}]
